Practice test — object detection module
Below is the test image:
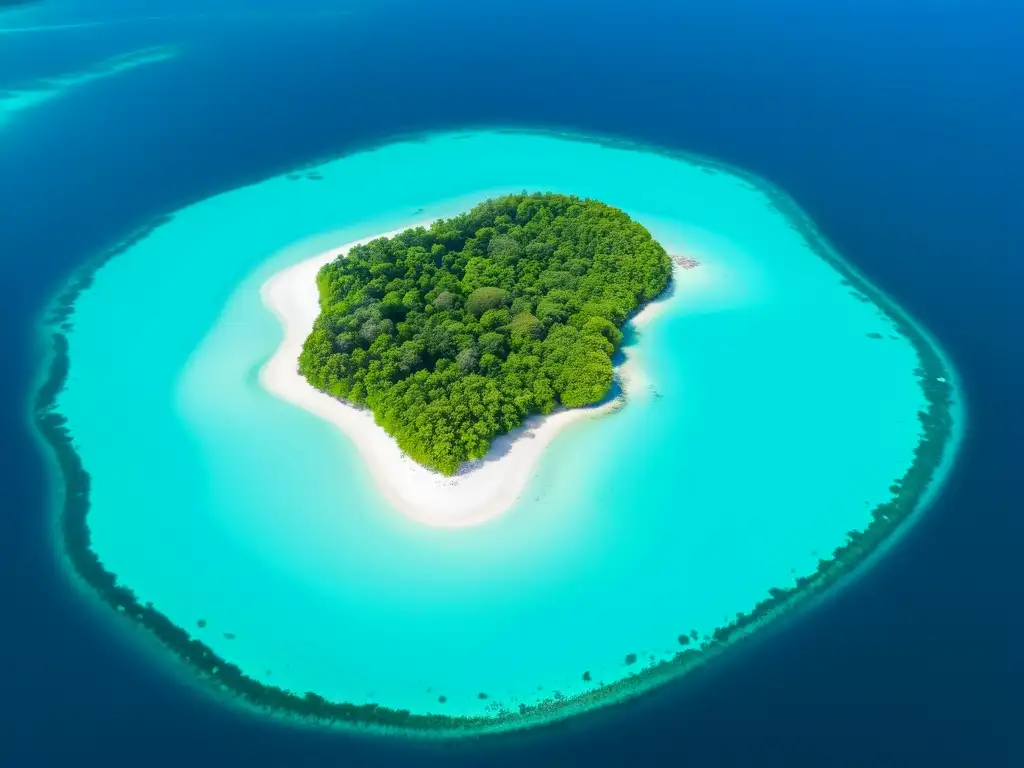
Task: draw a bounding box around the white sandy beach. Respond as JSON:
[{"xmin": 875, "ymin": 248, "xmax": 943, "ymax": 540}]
[{"xmin": 259, "ymin": 227, "xmax": 689, "ymax": 528}]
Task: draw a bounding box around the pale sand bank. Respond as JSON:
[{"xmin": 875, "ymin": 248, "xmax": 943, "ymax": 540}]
[{"xmin": 259, "ymin": 226, "xmax": 696, "ymax": 528}]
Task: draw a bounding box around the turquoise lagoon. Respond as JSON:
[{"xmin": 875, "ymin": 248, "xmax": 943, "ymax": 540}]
[{"xmin": 41, "ymin": 130, "xmax": 961, "ymax": 735}]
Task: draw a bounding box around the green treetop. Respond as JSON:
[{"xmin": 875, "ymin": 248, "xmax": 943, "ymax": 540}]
[{"xmin": 299, "ymin": 192, "xmax": 671, "ymax": 474}]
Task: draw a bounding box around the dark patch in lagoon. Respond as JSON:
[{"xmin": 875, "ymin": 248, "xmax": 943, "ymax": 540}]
[
  {"xmin": 582, "ymin": 670, "xmax": 592, "ymax": 682},
  {"xmin": 196, "ymin": 619, "xmax": 207, "ymax": 629},
  {"xmin": 867, "ymin": 332, "xmax": 885, "ymax": 339},
  {"xmin": 224, "ymin": 633, "xmax": 236, "ymax": 640},
  {"xmin": 244, "ymin": 361, "xmax": 263, "ymax": 389},
  {"xmin": 624, "ymin": 653, "xmax": 638, "ymax": 666},
  {"xmin": 34, "ymin": 130, "xmax": 959, "ymax": 739}
]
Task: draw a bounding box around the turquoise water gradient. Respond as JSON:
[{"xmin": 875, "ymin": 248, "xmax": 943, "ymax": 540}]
[
  {"xmin": 0, "ymin": 45, "xmax": 176, "ymax": 129},
  {"xmin": 56, "ymin": 131, "xmax": 940, "ymax": 719}
]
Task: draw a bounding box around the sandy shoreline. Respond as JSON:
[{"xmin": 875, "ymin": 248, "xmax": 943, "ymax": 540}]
[{"xmin": 259, "ymin": 226, "xmax": 682, "ymax": 528}]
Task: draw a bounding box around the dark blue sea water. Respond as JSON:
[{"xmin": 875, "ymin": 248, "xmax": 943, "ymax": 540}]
[{"xmin": 1, "ymin": 0, "xmax": 1018, "ymax": 764}]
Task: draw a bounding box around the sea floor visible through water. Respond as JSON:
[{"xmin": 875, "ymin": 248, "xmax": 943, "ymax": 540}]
[{"xmin": 40, "ymin": 130, "xmax": 963, "ymax": 733}]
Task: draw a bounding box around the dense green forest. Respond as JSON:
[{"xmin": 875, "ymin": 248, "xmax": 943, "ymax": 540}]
[{"xmin": 299, "ymin": 192, "xmax": 671, "ymax": 474}]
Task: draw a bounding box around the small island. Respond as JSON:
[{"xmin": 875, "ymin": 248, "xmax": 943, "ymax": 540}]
[
  {"xmin": 37, "ymin": 129, "xmax": 963, "ymax": 740},
  {"xmin": 298, "ymin": 193, "xmax": 671, "ymax": 474}
]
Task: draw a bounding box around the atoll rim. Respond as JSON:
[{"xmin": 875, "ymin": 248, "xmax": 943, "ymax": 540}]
[{"xmin": 35, "ymin": 129, "xmax": 964, "ymax": 738}]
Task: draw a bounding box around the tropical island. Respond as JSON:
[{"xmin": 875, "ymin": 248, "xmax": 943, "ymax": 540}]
[
  {"xmin": 297, "ymin": 193, "xmax": 672, "ymax": 474},
  {"xmin": 37, "ymin": 129, "xmax": 962, "ymax": 738}
]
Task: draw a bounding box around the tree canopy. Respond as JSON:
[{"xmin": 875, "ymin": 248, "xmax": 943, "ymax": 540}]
[{"xmin": 299, "ymin": 192, "xmax": 671, "ymax": 474}]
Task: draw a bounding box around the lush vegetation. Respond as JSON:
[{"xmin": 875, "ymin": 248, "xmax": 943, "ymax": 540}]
[{"xmin": 299, "ymin": 193, "xmax": 672, "ymax": 473}]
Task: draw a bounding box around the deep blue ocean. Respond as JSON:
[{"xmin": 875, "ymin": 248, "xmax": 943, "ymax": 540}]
[{"xmin": 0, "ymin": 0, "xmax": 1018, "ymax": 764}]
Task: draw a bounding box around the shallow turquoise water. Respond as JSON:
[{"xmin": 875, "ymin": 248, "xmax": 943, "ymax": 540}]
[{"xmin": 57, "ymin": 131, "xmax": 931, "ymax": 719}]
